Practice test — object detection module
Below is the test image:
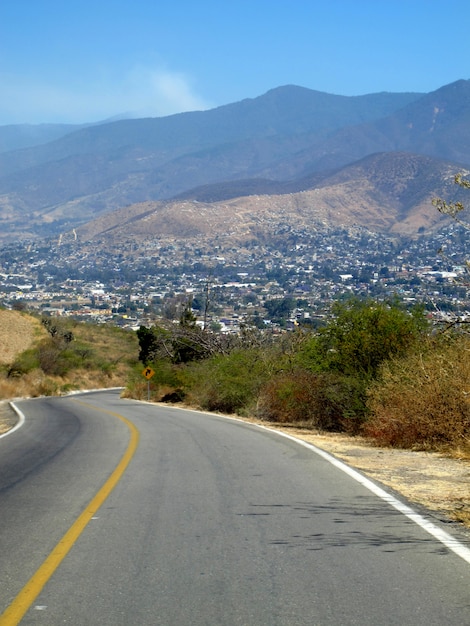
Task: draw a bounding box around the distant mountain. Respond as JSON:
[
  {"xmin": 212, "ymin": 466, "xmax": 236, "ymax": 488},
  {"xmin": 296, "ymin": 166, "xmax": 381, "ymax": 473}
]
[
  {"xmin": 260, "ymin": 79, "xmax": 470, "ymax": 178},
  {"xmin": 1, "ymin": 81, "xmax": 470, "ymax": 242},
  {"xmin": 0, "ymin": 86, "xmax": 421, "ymax": 182},
  {"xmin": 0, "ymin": 86, "xmax": 421, "ymax": 240},
  {"xmin": 73, "ymin": 152, "xmax": 469, "ymax": 247},
  {"xmin": 0, "ymin": 123, "xmax": 89, "ymax": 154}
]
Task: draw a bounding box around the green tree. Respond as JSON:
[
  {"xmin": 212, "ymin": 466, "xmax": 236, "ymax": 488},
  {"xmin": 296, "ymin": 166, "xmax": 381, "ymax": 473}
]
[
  {"xmin": 264, "ymin": 297, "xmax": 295, "ymax": 323},
  {"xmin": 314, "ymin": 298, "xmax": 426, "ymax": 379},
  {"xmin": 179, "ymin": 298, "xmax": 197, "ymax": 328},
  {"xmin": 137, "ymin": 324, "xmax": 175, "ymax": 364}
]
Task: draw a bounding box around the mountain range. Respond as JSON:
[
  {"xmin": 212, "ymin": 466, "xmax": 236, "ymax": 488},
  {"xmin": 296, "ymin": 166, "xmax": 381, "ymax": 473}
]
[{"xmin": 0, "ymin": 80, "xmax": 469, "ymax": 243}]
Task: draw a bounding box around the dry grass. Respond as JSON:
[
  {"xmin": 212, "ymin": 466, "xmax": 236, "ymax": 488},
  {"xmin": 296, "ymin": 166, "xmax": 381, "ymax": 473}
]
[
  {"xmin": 366, "ymin": 335, "xmax": 470, "ymax": 458},
  {"xmin": 0, "ymin": 310, "xmax": 45, "ymax": 365},
  {"xmin": 0, "ymin": 311, "xmax": 138, "ymax": 400}
]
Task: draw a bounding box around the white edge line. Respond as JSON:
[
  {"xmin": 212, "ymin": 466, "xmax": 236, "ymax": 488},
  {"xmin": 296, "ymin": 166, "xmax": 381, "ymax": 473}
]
[
  {"xmin": 260, "ymin": 423, "xmax": 470, "ymax": 565},
  {"xmin": 7, "ymin": 395, "xmax": 468, "ymax": 565},
  {"xmin": 156, "ymin": 403, "xmax": 470, "ymax": 565},
  {"xmin": 0, "ymin": 402, "xmax": 25, "ymax": 439},
  {"xmin": 0, "ymin": 388, "xmax": 123, "ymax": 440}
]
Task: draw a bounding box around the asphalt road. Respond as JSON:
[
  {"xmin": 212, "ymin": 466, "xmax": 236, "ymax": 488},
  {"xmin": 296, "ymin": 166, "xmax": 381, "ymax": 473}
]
[{"xmin": 0, "ymin": 390, "xmax": 469, "ymax": 625}]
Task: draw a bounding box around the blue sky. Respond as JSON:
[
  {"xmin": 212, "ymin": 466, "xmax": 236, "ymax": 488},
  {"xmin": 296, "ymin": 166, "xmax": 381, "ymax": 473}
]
[{"xmin": 1, "ymin": 1, "xmax": 469, "ymax": 125}]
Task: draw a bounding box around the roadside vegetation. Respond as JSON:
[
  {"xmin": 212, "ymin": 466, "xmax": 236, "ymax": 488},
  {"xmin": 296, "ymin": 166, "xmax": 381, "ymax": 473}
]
[
  {"xmin": 2, "ymin": 279, "xmax": 469, "ymax": 462},
  {"xmin": 125, "ymin": 174, "xmax": 470, "ymax": 461},
  {"xmin": 126, "ymin": 296, "xmax": 469, "ymax": 459},
  {"xmin": 1, "ymin": 297, "xmax": 468, "ymax": 527},
  {"xmin": 0, "ymin": 309, "xmax": 138, "ymax": 399}
]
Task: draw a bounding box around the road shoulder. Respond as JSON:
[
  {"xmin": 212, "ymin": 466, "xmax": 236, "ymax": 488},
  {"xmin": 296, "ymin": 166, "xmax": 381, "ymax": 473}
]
[{"xmin": 0, "ymin": 401, "xmax": 19, "ymax": 436}]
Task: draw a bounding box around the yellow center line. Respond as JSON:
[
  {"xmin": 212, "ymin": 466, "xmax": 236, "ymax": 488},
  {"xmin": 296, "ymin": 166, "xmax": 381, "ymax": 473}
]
[{"xmin": 0, "ymin": 400, "xmax": 140, "ymax": 626}]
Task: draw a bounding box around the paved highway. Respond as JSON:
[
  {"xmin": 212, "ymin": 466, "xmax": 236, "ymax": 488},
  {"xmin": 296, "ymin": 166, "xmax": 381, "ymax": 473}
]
[{"xmin": 0, "ymin": 390, "xmax": 468, "ymax": 625}]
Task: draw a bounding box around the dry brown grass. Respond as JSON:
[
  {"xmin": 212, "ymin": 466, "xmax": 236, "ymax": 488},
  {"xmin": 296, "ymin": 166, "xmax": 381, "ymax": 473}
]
[
  {"xmin": 0, "ymin": 309, "xmax": 45, "ymax": 365},
  {"xmin": 366, "ymin": 335, "xmax": 470, "ymax": 458},
  {"xmin": 0, "ymin": 311, "xmax": 138, "ymax": 400}
]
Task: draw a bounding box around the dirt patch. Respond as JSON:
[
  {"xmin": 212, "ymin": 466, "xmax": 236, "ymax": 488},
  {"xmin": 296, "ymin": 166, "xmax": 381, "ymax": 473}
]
[{"xmin": 0, "ymin": 310, "xmax": 41, "ymax": 365}]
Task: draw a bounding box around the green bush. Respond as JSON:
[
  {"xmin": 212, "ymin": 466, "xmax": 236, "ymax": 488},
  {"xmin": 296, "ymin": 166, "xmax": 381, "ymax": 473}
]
[
  {"xmin": 186, "ymin": 349, "xmax": 272, "ymax": 415},
  {"xmin": 7, "ymin": 348, "xmax": 40, "ymax": 377},
  {"xmin": 256, "ymin": 370, "xmax": 367, "ymax": 432},
  {"xmin": 125, "ymin": 359, "xmax": 188, "ymax": 402}
]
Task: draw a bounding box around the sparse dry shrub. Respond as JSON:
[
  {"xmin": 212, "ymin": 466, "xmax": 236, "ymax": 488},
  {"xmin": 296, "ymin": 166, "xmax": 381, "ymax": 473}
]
[
  {"xmin": 365, "ymin": 335, "xmax": 470, "ymax": 452},
  {"xmin": 256, "ymin": 370, "xmax": 367, "ymax": 432},
  {"xmin": 37, "ymin": 343, "xmax": 63, "ymax": 375},
  {"xmin": 121, "ymin": 379, "xmax": 148, "ymax": 401},
  {"xmin": 35, "ymin": 377, "xmax": 59, "ymax": 396},
  {"xmin": 0, "ymin": 370, "xmax": 59, "ymax": 399},
  {"xmin": 256, "ymin": 371, "xmax": 321, "ymax": 424},
  {"xmin": 0, "ymin": 376, "xmax": 29, "ymax": 400}
]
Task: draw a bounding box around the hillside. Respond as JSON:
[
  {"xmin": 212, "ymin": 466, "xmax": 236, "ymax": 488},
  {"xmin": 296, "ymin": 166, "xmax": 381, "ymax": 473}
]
[
  {"xmin": 0, "ymin": 84, "xmax": 429, "ymax": 241},
  {"xmin": 73, "ymin": 152, "xmax": 468, "ymax": 246},
  {"xmin": 0, "ymin": 310, "xmax": 43, "ymax": 365},
  {"xmin": 0, "ymin": 310, "xmax": 138, "ymax": 400},
  {"xmin": 0, "ymin": 80, "xmax": 469, "ymax": 244},
  {"xmin": 0, "ymin": 123, "xmax": 89, "ymax": 154}
]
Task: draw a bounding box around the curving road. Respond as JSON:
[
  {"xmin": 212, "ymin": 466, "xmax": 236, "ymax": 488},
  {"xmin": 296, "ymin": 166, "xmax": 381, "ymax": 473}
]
[{"xmin": 0, "ymin": 390, "xmax": 469, "ymax": 625}]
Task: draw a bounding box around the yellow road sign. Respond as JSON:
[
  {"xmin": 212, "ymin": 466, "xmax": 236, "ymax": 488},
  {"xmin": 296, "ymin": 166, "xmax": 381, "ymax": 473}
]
[{"xmin": 142, "ymin": 367, "xmax": 155, "ymax": 380}]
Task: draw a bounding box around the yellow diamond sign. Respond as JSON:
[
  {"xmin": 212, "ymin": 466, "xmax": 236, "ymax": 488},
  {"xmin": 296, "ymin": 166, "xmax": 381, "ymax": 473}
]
[{"xmin": 142, "ymin": 367, "xmax": 155, "ymax": 380}]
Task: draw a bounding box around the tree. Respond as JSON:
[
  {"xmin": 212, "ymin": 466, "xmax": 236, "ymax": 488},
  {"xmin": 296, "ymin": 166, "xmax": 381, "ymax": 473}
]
[
  {"xmin": 314, "ymin": 298, "xmax": 426, "ymax": 379},
  {"xmin": 264, "ymin": 297, "xmax": 295, "ymax": 323},
  {"xmin": 179, "ymin": 298, "xmax": 197, "ymax": 328},
  {"xmin": 136, "ymin": 325, "xmax": 168, "ymax": 364},
  {"xmin": 432, "ymin": 173, "xmax": 470, "ymax": 226},
  {"xmin": 41, "ymin": 316, "xmax": 74, "ymax": 343},
  {"xmin": 136, "ymin": 319, "xmax": 235, "ymax": 366}
]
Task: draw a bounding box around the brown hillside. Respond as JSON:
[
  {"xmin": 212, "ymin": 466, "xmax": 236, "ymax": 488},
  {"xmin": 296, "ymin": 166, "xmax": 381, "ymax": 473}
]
[
  {"xmin": 73, "ymin": 152, "xmax": 468, "ymax": 246},
  {"xmin": 0, "ymin": 310, "xmax": 43, "ymax": 365}
]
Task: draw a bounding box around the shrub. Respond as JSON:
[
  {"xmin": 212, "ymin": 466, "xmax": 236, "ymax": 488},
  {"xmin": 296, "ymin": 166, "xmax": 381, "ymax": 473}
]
[
  {"xmin": 256, "ymin": 370, "xmax": 367, "ymax": 432},
  {"xmin": 7, "ymin": 348, "xmax": 40, "ymax": 377},
  {"xmin": 365, "ymin": 334, "xmax": 470, "ymax": 452},
  {"xmin": 186, "ymin": 349, "xmax": 271, "ymax": 415},
  {"xmin": 124, "ymin": 360, "xmax": 188, "ymax": 402},
  {"xmin": 37, "ymin": 342, "xmax": 88, "ymax": 376}
]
